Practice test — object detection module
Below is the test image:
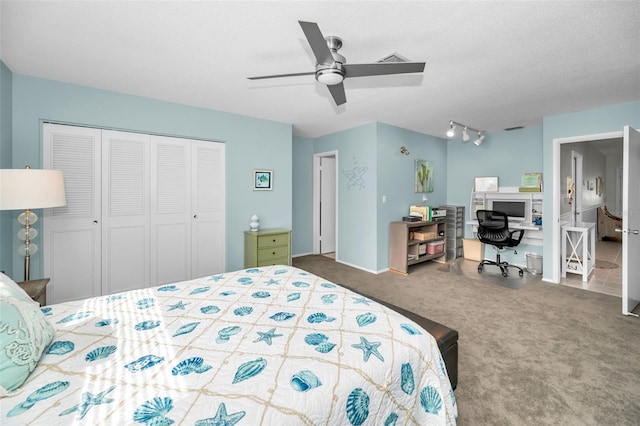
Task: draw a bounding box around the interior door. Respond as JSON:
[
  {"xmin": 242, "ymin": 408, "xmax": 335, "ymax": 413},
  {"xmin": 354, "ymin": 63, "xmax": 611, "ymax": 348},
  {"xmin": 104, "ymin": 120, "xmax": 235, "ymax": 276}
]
[
  {"xmin": 43, "ymin": 124, "xmax": 102, "ymax": 304},
  {"xmin": 101, "ymin": 130, "xmax": 150, "ymax": 295},
  {"xmin": 191, "ymin": 140, "xmax": 226, "ymax": 278},
  {"xmin": 621, "ymin": 126, "xmax": 640, "ymax": 316},
  {"xmin": 320, "ymin": 156, "xmax": 336, "ymax": 254},
  {"xmin": 571, "ymin": 151, "xmax": 583, "ymax": 223},
  {"xmin": 150, "ymin": 136, "xmax": 192, "ymax": 285}
]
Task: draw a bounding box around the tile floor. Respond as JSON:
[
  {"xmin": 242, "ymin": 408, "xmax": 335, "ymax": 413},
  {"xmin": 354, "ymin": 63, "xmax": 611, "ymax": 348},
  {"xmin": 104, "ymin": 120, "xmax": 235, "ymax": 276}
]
[{"xmin": 560, "ymin": 239, "xmax": 622, "ymax": 297}]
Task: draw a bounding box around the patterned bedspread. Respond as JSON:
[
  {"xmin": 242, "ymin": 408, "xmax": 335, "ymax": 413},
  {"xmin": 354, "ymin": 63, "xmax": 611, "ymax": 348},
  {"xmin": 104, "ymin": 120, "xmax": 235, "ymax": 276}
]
[{"xmin": 2, "ymin": 265, "xmax": 457, "ymax": 425}]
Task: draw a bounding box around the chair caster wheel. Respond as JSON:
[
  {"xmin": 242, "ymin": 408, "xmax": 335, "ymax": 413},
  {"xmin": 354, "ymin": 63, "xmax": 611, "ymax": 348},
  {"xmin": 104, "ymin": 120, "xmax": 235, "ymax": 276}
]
[
  {"xmin": 502, "ymin": 271, "xmax": 508, "ymax": 277},
  {"xmin": 519, "ymin": 270, "xmax": 524, "ymax": 277},
  {"xmin": 478, "ymin": 265, "xmax": 483, "ymax": 273}
]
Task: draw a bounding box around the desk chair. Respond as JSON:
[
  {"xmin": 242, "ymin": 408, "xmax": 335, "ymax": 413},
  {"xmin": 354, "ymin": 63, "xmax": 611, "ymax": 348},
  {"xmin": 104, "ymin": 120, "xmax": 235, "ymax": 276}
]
[{"xmin": 476, "ymin": 210, "xmax": 525, "ymax": 277}]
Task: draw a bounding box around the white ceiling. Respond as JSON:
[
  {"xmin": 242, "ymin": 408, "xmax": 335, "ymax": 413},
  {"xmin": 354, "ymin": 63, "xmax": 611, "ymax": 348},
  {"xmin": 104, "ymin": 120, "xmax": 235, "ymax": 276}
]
[{"xmin": 1, "ymin": 1, "xmax": 639, "ymax": 139}]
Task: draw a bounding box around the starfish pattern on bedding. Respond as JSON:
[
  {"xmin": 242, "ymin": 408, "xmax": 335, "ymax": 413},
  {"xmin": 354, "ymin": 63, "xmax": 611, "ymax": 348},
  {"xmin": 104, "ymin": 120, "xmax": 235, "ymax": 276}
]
[
  {"xmin": 167, "ymin": 300, "xmax": 189, "ymax": 311},
  {"xmin": 195, "ymin": 402, "xmax": 246, "ymax": 426},
  {"xmin": 352, "ymin": 336, "xmax": 384, "ymax": 362},
  {"xmin": 265, "ymin": 279, "xmax": 280, "ymax": 286},
  {"xmin": 59, "ymin": 385, "xmax": 116, "ymax": 420},
  {"xmin": 253, "ymin": 328, "xmax": 283, "ymax": 345},
  {"xmin": 209, "ymin": 274, "xmax": 225, "ymax": 282},
  {"xmin": 352, "ymin": 296, "xmax": 371, "ymax": 305}
]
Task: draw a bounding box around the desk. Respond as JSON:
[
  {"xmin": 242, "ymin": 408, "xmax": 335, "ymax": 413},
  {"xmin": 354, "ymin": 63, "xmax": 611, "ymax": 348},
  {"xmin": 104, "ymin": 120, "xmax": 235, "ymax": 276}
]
[{"xmin": 561, "ymin": 222, "xmax": 596, "ymax": 282}]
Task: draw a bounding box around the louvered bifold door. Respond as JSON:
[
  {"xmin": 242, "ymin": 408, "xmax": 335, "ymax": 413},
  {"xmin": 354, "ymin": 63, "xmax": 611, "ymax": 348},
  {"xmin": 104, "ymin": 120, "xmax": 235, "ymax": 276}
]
[
  {"xmin": 150, "ymin": 136, "xmax": 192, "ymax": 285},
  {"xmin": 191, "ymin": 140, "xmax": 226, "ymax": 278},
  {"xmin": 43, "ymin": 123, "xmax": 102, "ymax": 304},
  {"xmin": 101, "ymin": 130, "xmax": 150, "ymax": 295}
]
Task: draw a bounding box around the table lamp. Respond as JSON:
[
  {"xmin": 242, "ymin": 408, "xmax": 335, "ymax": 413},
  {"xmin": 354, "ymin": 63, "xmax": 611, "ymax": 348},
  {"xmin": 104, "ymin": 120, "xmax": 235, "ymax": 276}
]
[{"xmin": 0, "ymin": 166, "xmax": 66, "ymax": 281}]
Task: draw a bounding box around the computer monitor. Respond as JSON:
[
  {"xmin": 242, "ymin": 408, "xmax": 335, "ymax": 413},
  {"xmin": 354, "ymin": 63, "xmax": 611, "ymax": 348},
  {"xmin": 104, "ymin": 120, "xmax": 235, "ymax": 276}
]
[{"xmin": 491, "ymin": 200, "xmax": 527, "ymax": 222}]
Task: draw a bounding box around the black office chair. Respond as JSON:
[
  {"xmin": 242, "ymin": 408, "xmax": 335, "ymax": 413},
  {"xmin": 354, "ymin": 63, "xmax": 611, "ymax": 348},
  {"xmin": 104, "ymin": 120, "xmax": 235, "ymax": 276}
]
[{"xmin": 476, "ymin": 210, "xmax": 525, "ymax": 277}]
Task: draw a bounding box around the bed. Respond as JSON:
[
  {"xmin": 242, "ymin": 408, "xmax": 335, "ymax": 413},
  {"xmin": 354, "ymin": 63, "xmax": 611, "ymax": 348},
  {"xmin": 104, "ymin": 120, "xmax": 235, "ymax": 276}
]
[{"xmin": 1, "ymin": 265, "xmax": 457, "ymax": 425}]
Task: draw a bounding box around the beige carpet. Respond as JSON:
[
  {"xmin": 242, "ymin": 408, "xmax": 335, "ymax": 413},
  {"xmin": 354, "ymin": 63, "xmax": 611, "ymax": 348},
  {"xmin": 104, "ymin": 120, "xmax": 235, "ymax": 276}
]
[{"xmin": 293, "ymin": 255, "xmax": 640, "ymax": 425}]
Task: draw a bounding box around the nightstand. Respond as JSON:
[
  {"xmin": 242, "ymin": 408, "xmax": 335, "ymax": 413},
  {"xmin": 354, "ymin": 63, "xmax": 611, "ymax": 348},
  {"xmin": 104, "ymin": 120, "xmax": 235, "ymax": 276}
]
[
  {"xmin": 17, "ymin": 278, "xmax": 50, "ymax": 306},
  {"xmin": 244, "ymin": 228, "xmax": 291, "ymax": 268}
]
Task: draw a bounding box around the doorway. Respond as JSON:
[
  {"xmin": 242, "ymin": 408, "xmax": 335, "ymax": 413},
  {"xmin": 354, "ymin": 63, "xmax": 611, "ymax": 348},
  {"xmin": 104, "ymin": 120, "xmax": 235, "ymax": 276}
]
[
  {"xmin": 553, "ymin": 132, "xmax": 624, "ymax": 293},
  {"xmin": 313, "ymin": 151, "xmax": 338, "ymax": 257}
]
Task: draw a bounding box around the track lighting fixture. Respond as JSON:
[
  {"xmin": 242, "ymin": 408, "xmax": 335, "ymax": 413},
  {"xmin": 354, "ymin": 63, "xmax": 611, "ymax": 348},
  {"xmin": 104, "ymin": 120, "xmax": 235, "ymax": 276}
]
[
  {"xmin": 446, "ymin": 121, "xmax": 456, "ymax": 138},
  {"xmin": 462, "ymin": 127, "xmax": 470, "ymax": 142},
  {"xmin": 446, "ymin": 120, "xmax": 485, "ymax": 146}
]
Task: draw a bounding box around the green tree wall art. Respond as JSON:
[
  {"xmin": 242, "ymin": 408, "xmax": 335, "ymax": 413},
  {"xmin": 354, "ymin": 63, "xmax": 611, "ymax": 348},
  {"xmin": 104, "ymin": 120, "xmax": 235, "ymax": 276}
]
[{"xmin": 414, "ymin": 160, "xmax": 434, "ymax": 193}]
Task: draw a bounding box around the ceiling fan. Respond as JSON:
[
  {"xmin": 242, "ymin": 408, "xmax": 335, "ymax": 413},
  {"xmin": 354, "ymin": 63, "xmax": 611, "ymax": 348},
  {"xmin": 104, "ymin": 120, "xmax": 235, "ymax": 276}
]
[{"xmin": 247, "ymin": 21, "xmax": 426, "ymax": 106}]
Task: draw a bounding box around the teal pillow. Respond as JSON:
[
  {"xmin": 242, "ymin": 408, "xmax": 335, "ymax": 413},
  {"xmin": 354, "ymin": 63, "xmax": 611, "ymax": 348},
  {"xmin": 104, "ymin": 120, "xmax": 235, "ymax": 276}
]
[
  {"xmin": 0, "ymin": 272, "xmax": 32, "ymax": 304},
  {"xmin": 0, "ymin": 294, "xmax": 55, "ymax": 395}
]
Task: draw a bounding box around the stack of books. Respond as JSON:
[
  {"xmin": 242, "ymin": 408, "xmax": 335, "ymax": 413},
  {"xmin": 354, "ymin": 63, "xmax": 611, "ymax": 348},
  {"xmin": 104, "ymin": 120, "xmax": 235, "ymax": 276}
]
[{"xmin": 519, "ymin": 173, "xmax": 542, "ymax": 192}]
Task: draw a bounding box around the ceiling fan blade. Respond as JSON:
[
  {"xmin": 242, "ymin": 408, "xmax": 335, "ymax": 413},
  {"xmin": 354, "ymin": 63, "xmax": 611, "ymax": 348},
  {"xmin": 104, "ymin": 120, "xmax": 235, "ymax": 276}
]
[
  {"xmin": 299, "ymin": 21, "xmax": 334, "ymax": 65},
  {"xmin": 327, "ymin": 83, "xmax": 346, "ymax": 106},
  {"xmin": 344, "ymin": 62, "xmax": 426, "ymax": 78},
  {"xmin": 247, "ymin": 71, "xmax": 315, "ymax": 80}
]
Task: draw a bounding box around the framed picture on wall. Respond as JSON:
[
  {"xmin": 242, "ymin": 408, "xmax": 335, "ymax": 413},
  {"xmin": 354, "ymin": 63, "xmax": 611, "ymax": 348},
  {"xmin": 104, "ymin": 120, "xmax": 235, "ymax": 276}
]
[
  {"xmin": 474, "ymin": 176, "xmax": 499, "ymax": 192},
  {"xmin": 253, "ymin": 169, "xmax": 273, "ymax": 191}
]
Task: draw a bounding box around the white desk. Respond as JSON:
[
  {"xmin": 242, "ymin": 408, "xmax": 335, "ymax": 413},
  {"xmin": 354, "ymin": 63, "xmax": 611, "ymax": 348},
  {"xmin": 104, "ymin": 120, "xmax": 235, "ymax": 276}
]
[{"xmin": 561, "ymin": 222, "xmax": 596, "ymax": 282}]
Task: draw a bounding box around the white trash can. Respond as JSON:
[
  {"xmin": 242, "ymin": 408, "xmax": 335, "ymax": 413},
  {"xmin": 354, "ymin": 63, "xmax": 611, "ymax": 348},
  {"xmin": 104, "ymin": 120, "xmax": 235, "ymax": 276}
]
[{"xmin": 526, "ymin": 253, "xmax": 543, "ymax": 275}]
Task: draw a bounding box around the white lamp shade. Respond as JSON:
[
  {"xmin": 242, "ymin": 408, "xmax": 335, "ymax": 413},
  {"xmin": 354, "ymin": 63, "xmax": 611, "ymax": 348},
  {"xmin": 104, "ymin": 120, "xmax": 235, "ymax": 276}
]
[{"xmin": 0, "ymin": 169, "xmax": 66, "ymax": 210}]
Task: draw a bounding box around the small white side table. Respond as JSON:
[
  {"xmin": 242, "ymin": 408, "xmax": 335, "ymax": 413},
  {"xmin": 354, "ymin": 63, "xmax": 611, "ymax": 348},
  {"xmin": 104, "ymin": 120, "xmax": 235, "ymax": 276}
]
[{"xmin": 561, "ymin": 222, "xmax": 596, "ymax": 282}]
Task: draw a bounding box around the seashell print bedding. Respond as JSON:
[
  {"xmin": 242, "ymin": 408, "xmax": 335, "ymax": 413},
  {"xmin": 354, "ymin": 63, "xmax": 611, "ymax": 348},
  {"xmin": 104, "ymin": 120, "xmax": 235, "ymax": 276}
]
[{"xmin": 1, "ymin": 265, "xmax": 457, "ymax": 425}]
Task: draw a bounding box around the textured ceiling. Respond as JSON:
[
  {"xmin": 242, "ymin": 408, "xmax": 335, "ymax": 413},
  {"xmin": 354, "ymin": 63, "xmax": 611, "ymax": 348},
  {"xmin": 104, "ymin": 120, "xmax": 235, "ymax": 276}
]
[{"xmin": 1, "ymin": 1, "xmax": 639, "ymax": 138}]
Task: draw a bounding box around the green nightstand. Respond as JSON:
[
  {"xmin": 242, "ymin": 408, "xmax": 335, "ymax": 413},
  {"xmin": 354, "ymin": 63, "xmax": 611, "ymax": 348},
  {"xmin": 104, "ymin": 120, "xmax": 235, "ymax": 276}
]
[{"xmin": 244, "ymin": 228, "xmax": 291, "ymax": 268}]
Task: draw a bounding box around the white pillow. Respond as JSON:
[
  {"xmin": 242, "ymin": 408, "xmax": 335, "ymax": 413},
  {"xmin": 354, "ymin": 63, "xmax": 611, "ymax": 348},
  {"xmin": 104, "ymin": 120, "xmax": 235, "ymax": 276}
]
[{"xmin": 0, "ymin": 272, "xmax": 32, "ymax": 304}]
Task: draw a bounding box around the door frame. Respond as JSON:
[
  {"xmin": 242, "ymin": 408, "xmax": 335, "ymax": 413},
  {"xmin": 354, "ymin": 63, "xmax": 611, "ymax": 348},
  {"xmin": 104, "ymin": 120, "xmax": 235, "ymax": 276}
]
[
  {"xmin": 552, "ymin": 130, "xmax": 622, "ymax": 284},
  {"xmin": 313, "ymin": 150, "xmax": 338, "ymax": 255},
  {"xmin": 571, "ymin": 150, "xmax": 583, "ymax": 224}
]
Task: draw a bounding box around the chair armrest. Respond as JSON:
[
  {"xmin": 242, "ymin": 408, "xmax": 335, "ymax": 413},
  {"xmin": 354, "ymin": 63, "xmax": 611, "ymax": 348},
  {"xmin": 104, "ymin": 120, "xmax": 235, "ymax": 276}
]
[{"xmin": 509, "ymin": 228, "xmax": 525, "ymax": 243}]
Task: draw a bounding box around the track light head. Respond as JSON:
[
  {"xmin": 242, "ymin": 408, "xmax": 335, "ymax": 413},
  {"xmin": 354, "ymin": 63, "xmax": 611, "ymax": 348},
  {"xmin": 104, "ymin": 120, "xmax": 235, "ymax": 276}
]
[
  {"xmin": 462, "ymin": 127, "xmax": 470, "ymax": 142},
  {"xmin": 446, "ymin": 122, "xmax": 456, "ymax": 138},
  {"xmin": 474, "ymin": 132, "xmax": 485, "ymax": 146}
]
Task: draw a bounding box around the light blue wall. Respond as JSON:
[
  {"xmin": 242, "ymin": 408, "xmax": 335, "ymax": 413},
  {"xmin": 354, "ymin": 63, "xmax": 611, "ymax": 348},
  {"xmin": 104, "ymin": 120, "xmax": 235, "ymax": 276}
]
[
  {"xmin": 446, "ymin": 125, "xmax": 544, "ymax": 214},
  {"xmin": 446, "ymin": 125, "xmax": 544, "ymax": 265},
  {"xmin": 0, "ymin": 61, "xmax": 13, "ymax": 274},
  {"xmin": 6, "ymin": 64, "xmax": 637, "ymax": 283},
  {"xmin": 293, "ymin": 122, "xmax": 448, "ymax": 272},
  {"xmin": 542, "ymin": 100, "xmax": 640, "ymax": 281},
  {"xmin": 314, "ymin": 123, "xmax": 378, "ymax": 272},
  {"xmin": 292, "ymin": 135, "xmax": 314, "ymax": 256},
  {"xmin": 377, "ymin": 123, "xmax": 447, "ymax": 269},
  {"xmin": 7, "ymin": 74, "xmax": 292, "ymax": 279}
]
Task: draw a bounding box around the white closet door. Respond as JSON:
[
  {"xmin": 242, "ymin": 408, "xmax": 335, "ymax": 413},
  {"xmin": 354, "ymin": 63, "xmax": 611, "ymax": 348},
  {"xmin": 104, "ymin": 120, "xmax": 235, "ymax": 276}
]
[
  {"xmin": 191, "ymin": 140, "xmax": 226, "ymax": 277},
  {"xmin": 43, "ymin": 123, "xmax": 102, "ymax": 304},
  {"xmin": 101, "ymin": 130, "xmax": 150, "ymax": 295},
  {"xmin": 150, "ymin": 136, "xmax": 192, "ymax": 285}
]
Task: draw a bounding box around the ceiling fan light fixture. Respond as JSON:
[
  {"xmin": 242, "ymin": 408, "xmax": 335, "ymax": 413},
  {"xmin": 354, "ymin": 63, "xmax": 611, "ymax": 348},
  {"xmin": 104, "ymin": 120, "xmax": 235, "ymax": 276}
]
[{"xmin": 316, "ymin": 70, "xmax": 344, "ymax": 86}]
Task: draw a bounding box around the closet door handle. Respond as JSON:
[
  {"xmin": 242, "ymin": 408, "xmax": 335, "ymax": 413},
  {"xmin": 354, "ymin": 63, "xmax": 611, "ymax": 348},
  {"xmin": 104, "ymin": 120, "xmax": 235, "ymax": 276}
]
[
  {"xmin": 93, "ymin": 220, "xmax": 98, "ymax": 224},
  {"xmin": 194, "ymin": 215, "xmax": 197, "ymax": 219}
]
